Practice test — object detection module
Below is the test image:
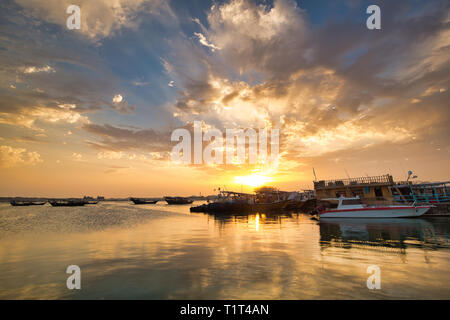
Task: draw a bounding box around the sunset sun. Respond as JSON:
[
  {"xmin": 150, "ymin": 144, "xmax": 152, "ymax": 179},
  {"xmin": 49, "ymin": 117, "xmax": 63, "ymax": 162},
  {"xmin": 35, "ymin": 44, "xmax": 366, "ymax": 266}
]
[{"xmin": 234, "ymin": 174, "xmax": 273, "ymax": 188}]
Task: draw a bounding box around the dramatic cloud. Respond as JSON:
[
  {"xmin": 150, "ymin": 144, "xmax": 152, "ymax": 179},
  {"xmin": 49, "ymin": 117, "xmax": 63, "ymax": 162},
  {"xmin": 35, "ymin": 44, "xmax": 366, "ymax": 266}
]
[
  {"xmin": 0, "ymin": 105, "xmax": 90, "ymax": 129},
  {"xmin": 166, "ymin": 0, "xmax": 450, "ymax": 176},
  {"xmin": 14, "ymin": 0, "xmax": 174, "ymax": 40},
  {"xmin": 0, "ymin": 0, "xmax": 448, "ymax": 192},
  {"xmin": 206, "ymin": 0, "xmax": 309, "ymax": 76},
  {"xmin": 23, "ymin": 65, "xmax": 55, "ymax": 74},
  {"xmin": 113, "ymin": 95, "xmax": 123, "ymax": 104},
  {"xmin": 194, "ymin": 32, "xmax": 220, "ymax": 52},
  {"xmin": 0, "ymin": 145, "xmax": 42, "ymax": 167},
  {"xmin": 0, "ymin": 1, "xmax": 141, "ymax": 135},
  {"xmin": 83, "ymin": 123, "xmax": 172, "ymax": 153},
  {"xmin": 111, "ymin": 94, "xmax": 136, "ymax": 115}
]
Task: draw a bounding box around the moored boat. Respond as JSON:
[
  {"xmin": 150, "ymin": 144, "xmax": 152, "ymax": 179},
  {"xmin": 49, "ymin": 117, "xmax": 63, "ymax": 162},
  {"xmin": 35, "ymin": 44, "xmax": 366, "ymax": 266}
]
[
  {"xmin": 82, "ymin": 196, "xmax": 100, "ymax": 205},
  {"xmin": 284, "ymin": 190, "xmax": 316, "ymax": 210},
  {"xmin": 130, "ymin": 198, "xmax": 158, "ymax": 205},
  {"xmin": 10, "ymin": 200, "xmax": 47, "ymax": 206},
  {"xmin": 49, "ymin": 199, "xmax": 85, "ymax": 207},
  {"xmin": 191, "ymin": 201, "xmax": 289, "ymax": 213},
  {"xmin": 164, "ymin": 196, "xmax": 193, "ymax": 205},
  {"xmin": 84, "ymin": 200, "xmax": 99, "ymax": 205},
  {"xmin": 317, "ymin": 196, "xmax": 432, "ymax": 218},
  {"xmin": 190, "ymin": 190, "xmax": 289, "ymax": 213}
]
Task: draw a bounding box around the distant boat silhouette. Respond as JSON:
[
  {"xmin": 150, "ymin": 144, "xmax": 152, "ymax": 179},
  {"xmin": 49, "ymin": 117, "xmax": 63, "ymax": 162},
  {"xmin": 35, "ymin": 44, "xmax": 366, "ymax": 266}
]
[
  {"xmin": 84, "ymin": 200, "xmax": 99, "ymax": 205},
  {"xmin": 10, "ymin": 200, "xmax": 46, "ymax": 206},
  {"xmin": 49, "ymin": 199, "xmax": 85, "ymax": 207},
  {"xmin": 130, "ymin": 198, "xmax": 158, "ymax": 205},
  {"xmin": 164, "ymin": 196, "xmax": 193, "ymax": 205}
]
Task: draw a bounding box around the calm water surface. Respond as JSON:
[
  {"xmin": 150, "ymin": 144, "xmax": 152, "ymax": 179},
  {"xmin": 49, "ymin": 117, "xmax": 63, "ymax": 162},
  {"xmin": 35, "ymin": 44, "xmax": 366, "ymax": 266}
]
[{"xmin": 0, "ymin": 201, "xmax": 449, "ymax": 299}]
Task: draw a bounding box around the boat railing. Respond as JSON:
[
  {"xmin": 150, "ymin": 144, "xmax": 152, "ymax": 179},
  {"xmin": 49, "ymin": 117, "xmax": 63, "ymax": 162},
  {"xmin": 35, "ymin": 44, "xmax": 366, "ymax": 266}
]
[
  {"xmin": 393, "ymin": 194, "xmax": 450, "ymax": 204},
  {"xmin": 314, "ymin": 174, "xmax": 394, "ymax": 189}
]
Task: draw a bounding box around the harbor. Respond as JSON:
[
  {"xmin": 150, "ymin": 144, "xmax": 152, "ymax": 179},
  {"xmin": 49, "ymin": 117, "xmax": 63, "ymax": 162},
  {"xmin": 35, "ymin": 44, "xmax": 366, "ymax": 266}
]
[
  {"xmin": 188, "ymin": 173, "xmax": 450, "ymax": 218},
  {"xmin": 0, "ymin": 172, "xmax": 449, "ymax": 299},
  {"xmin": 3, "ymin": 173, "xmax": 449, "ymax": 217},
  {"xmin": 0, "ymin": 199, "xmax": 449, "ymax": 299}
]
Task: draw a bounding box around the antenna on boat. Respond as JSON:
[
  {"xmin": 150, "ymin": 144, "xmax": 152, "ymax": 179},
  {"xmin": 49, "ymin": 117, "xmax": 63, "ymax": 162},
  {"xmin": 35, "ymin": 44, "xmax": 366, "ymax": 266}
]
[
  {"xmin": 407, "ymin": 170, "xmax": 413, "ymax": 182},
  {"xmin": 344, "ymin": 169, "xmax": 350, "ymax": 179},
  {"xmin": 407, "ymin": 170, "xmax": 418, "ymax": 182}
]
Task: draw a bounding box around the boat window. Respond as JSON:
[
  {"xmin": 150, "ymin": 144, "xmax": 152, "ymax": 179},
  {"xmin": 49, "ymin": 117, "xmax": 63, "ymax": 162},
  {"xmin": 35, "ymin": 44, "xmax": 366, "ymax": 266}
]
[{"xmin": 341, "ymin": 199, "xmax": 363, "ymax": 205}]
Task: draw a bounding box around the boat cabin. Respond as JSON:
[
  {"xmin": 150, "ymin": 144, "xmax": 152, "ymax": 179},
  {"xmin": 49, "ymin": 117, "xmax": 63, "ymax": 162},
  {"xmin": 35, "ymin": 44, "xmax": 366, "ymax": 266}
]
[
  {"xmin": 314, "ymin": 174, "xmax": 395, "ymax": 202},
  {"xmin": 322, "ymin": 197, "xmax": 365, "ymax": 210}
]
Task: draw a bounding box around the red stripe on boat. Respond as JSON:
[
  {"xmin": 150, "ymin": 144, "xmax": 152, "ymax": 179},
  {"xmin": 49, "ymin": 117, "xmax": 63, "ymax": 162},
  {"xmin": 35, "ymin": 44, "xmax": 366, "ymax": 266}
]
[{"xmin": 319, "ymin": 206, "xmax": 430, "ymax": 215}]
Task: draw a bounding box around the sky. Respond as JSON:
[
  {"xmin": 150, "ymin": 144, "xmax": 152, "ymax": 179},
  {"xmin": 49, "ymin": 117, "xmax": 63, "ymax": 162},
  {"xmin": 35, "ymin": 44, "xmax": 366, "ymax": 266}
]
[{"xmin": 0, "ymin": 0, "xmax": 449, "ymax": 197}]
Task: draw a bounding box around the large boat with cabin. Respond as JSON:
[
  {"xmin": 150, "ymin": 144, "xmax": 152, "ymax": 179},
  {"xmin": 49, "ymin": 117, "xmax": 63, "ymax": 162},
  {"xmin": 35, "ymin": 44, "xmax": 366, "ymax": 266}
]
[
  {"xmin": 313, "ymin": 173, "xmax": 449, "ymax": 216},
  {"xmin": 316, "ymin": 196, "xmax": 432, "ymax": 219},
  {"xmin": 190, "ymin": 189, "xmax": 290, "ymax": 213}
]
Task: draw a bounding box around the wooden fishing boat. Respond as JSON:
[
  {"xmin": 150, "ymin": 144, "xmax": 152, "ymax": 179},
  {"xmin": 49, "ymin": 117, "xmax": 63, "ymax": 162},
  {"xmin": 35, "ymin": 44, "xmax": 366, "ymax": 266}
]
[
  {"xmin": 10, "ymin": 200, "xmax": 47, "ymax": 206},
  {"xmin": 84, "ymin": 200, "xmax": 99, "ymax": 205},
  {"xmin": 190, "ymin": 190, "xmax": 289, "ymax": 213},
  {"xmin": 191, "ymin": 200, "xmax": 289, "ymax": 213},
  {"xmin": 164, "ymin": 196, "xmax": 193, "ymax": 205},
  {"xmin": 49, "ymin": 199, "xmax": 85, "ymax": 207},
  {"xmin": 284, "ymin": 190, "xmax": 316, "ymax": 210},
  {"xmin": 130, "ymin": 198, "xmax": 158, "ymax": 205}
]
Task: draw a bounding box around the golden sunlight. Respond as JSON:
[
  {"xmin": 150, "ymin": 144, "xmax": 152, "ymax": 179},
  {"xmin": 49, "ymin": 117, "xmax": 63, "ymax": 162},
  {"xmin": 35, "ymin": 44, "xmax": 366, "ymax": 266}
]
[{"xmin": 233, "ymin": 174, "xmax": 272, "ymax": 187}]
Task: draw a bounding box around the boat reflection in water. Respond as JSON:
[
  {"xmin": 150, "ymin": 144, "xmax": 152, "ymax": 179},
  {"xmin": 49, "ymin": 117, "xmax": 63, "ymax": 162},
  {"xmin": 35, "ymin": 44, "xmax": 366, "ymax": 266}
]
[
  {"xmin": 202, "ymin": 210, "xmax": 297, "ymax": 228},
  {"xmin": 319, "ymin": 217, "xmax": 449, "ymax": 252},
  {"xmin": 201, "ymin": 209, "xmax": 450, "ymax": 253}
]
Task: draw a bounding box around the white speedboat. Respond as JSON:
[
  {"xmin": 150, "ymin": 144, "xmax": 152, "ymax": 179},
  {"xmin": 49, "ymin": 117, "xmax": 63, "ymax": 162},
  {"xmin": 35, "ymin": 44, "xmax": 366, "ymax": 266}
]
[{"xmin": 318, "ymin": 196, "xmax": 432, "ymax": 218}]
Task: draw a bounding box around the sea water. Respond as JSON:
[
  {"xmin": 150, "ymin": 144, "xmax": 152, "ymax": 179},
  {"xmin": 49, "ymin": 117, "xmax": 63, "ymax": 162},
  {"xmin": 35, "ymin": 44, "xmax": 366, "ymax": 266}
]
[{"xmin": 0, "ymin": 201, "xmax": 449, "ymax": 299}]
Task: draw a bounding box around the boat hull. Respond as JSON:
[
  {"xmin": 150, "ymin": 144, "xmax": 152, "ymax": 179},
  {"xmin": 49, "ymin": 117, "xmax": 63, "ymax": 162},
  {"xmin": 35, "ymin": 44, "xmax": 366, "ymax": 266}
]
[
  {"xmin": 166, "ymin": 200, "xmax": 193, "ymax": 205},
  {"xmin": 319, "ymin": 206, "xmax": 431, "ymax": 218},
  {"xmin": 11, "ymin": 202, "xmax": 32, "ymax": 206},
  {"xmin": 130, "ymin": 198, "xmax": 158, "ymax": 205},
  {"xmin": 10, "ymin": 201, "xmax": 46, "ymax": 206},
  {"xmin": 49, "ymin": 201, "xmax": 85, "ymax": 207},
  {"xmin": 84, "ymin": 201, "xmax": 99, "ymax": 205},
  {"xmin": 164, "ymin": 197, "xmax": 193, "ymax": 205},
  {"xmin": 190, "ymin": 200, "xmax": 289, "ymax": 213}
]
